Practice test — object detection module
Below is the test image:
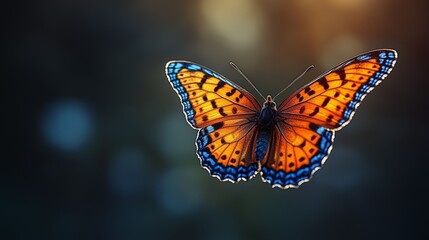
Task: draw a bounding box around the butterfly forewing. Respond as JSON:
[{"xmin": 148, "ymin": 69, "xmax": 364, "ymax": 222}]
[
  {"xmin": 166, "ymin": 61, "xmax": 260, "ymax": 128},
  {"xmin": 278, "ymin": 50, "xmax": 397, "ymax": 130}
]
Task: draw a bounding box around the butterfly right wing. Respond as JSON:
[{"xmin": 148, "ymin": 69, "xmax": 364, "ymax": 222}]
[{"xmin": 166, "ymin": 61, "xmax": 262, "ymax": 182}]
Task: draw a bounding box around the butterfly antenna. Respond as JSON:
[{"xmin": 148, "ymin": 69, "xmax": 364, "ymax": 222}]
[
  {"xmin": 273, "ymin": 65, "xmax": 314, "ymax": 100},
  {"xmin": 230, "ymin": 62, "xmax": 265, "ymax": 100}
]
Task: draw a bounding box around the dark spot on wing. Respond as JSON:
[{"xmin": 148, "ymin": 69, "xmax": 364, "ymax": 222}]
[
  {"xmin": 212, "ymin": 122, "xmax": 224, "ymax": 130},
  {"xmin": 321, "ymin": 97, "xmax": 330, "ymax": 107},
  {"xmin": 199, "ymin": 74, "xmax": 209, "ymax": 88},
  {"xmin": 309, "ymin": 107, "xmax": 319, "ymax": 117},
  {"xmin": 336, "ymin": 68, "xmax": 346, "ymax": 80},
  {"xmin": 318, "ymin": 77, "xmax": 329, "ymax": 90},
  {"xmin": 226, "ymin": 88, "xmax": 236, "ymax": 96},
  {"xmin": 214, "ymin": 81, "xmax": 225, "ymax": 92},
  {"xmin": 219, "ymin": 107, "xmax": 228, "ymax": 117},
  {"xmin": 334, "ymin": 92, "xmax": 340, "ymax": 98}
]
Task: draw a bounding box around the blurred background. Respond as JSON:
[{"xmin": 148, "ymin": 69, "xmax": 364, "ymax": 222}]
[{"xmin": 5, "ymin": 0, "xmax": 428, "ymax": 239}]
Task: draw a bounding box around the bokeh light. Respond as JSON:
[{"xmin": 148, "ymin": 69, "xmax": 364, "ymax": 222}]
[{"xmin": 40, "ymin": 99, "xmax": 93, "ymax": 152}]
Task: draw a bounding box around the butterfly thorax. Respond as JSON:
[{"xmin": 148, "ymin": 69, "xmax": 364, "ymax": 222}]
[
  {"xmin": 257, "ymin": 95, "xmax": 278, "ymax": 131},
  {"xmin": 255, "ymin": 95, "xmax": 277, "ymax": 161}
]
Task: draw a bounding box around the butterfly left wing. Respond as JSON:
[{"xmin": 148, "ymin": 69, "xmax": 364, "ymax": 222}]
[
  {"xmin": 165, "ymin": 61, "xmax": 261, "ymax": 182},
  {"xmin": 261, "ymin": 49, "xmax": 398, "ymax": 188}
]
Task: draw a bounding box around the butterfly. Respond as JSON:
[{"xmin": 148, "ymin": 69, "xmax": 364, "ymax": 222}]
[{"xmin": 165, "ymin": 49, "xmax": 397, "ymax": 189}]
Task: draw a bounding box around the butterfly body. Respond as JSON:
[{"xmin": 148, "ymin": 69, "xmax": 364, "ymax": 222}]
[{"xmin": 165, "ymin": 49, "xmax": 397, "ymax": 189}]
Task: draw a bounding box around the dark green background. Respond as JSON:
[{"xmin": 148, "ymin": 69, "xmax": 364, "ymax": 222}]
[{"xmin": 5, "ymin": 0, "xmax": 428, "ymax": 239}]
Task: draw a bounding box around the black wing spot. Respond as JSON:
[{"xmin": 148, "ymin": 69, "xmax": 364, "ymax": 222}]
[
  {"xmin": 279, "ymin": 152, "xmax": 284, "ymax": 157},
  {"xmin": 232, "ymin": 107, "xmax": 237, "ymax": 114},
  {"xmin": 309, "ymin": 123, "xmax": 319, "ymax": 132},
  {"xmin": 202, "ymin": 95, "xmax": 208, "ymax": 101},
  {"xmin": 235, "ymin": 150, "xmax": 240, "ymax": 155},
  {"xmin": 214, "ymin": 132, "xmax": 219, "ymax": 138},
  {"xmin": 230, "ymin": 158, "xmax": 236, "ymax": 163},
  {"xmin": 321, "ymin": 97, "xmax": 330, "ymax": 107},
  {"xmin": 308, "ymin": 90, "xmax": 316, "ymax": 96},
  {"xmin": 309, "ymin": 148, "xmax": 315, "ymax": 153},
  {"xmin": 327, "ymin": 115, "xmax": 334, "ymax": 123},
  {"xmin": 287, "ymin": 153, "xmax": 292, "ymax": 157},
  {"xmin": 221, "ymin": 138, "xmax": 226, "ymax": 144},
  {"xmin": 198, "ymin": 74, "xmax": 209, "ymax": 88},
  {"xmin": 202, "ymin": 116, "xmax": 208, "ymax": 121},
  {"xmin": 226, "ymin": 88, "xmax": 236, "ymax": 97},
  {"xmin": 212, "ymin": 122, "xmax": 224, "ymax": 130},
  {"xmin": 336, "ymin": 68, "xmax": 346, "ymax": 80},
  {"xmin": 288, "ymin": 162, "xmax": 294, "ymax": 168},
  {"xmin": 219, "ymin": 107, "xmax": 228, "ymax": 117},
  {"xmin": 221, "ymin": 155, "xmax": 227, "ymax": 160},
  {"xmin": 214, "ymin": 81, "xmax": 225, "ymax": 92},
  {"xmin": 309, "ymin": 107, "xmax": 319, "ymax": 117},
  {"xmin": 334, "ymin": 92, "xmax": 340, "ymax": 98},
  {"xmin": 304, "ymin": 87, "xmax": 311, "ymax": 93},
  {"xmin": 318, "ymin": 77, "xmax": 329, "ymax": 90},
  {"xmin": 299, "ymin": 106, "xmax": 305, "ymax": 114},
  {"xmin": 298, "ymin": 157, "xmax": 306, "ymax": 162},
  {"xmin": 211, "ymin": 100, "xmax": 217, "ymax": 108}
]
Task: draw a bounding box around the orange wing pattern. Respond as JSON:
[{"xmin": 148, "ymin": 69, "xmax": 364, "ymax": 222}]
[
  {"xmin": 166, "ymin": 61, "xmax": 260, "ymax": 129},
  {"xmin": 261, "ymin": 49, "xmax": 397, "ymax": 188},
  {"xmin": 279, "ymin": 50, "xmax": 398, "ymax": 130},
  {"xmin": 166, "ymin": 61, "xmax": 261, "ymax": 182}
]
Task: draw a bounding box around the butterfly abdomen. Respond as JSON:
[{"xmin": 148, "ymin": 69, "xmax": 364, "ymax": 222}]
[{"xmin": 255, "ymin": 130, "xmax": 270, "ymax": 161}]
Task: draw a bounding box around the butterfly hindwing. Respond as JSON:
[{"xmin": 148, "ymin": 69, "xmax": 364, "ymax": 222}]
[
  {"xmin": 261, "ymin": 119, "xmax": 334, "ymax": 188},
  {"xmin": 166, "ymin": 61, "xmax": 261, "ymax": 182},
  {"xmin": 279, "ymin": 49, "xmax": 398, "ymax": 130},
  {"xmin": 196, "ymin": 118, "xmax": 259, "ymax": 182}
]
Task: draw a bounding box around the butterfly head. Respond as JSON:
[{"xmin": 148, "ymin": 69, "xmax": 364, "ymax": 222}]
[{"xmin": 263, "ymin": 95, "xmax": 277, "ymax": 110}]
